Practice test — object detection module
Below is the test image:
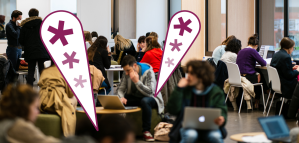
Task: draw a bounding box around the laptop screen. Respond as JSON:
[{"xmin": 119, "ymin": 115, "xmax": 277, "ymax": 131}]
[
  {"xmin": 267, "ymin": 51, "xmax": 275, "ymax": 59},
  {"xmin": 258, "ymin": 116, "xmax": 290, "ymax": 139}
]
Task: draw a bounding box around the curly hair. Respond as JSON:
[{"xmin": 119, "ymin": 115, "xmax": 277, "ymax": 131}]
[
  {"xmin": 88, "ymin": 36, "xmax": 108, "ymax": 62},
  {"xmin": 225, "ymin": 38, "xmax": 242, "ymax": 54},
  {"xmin": 186, "ymin": 60, "xmax": 215, "ymax": 88},
  {"xmin": 0, "ymin": 84, "xmax": 38, "ymax": 121}
]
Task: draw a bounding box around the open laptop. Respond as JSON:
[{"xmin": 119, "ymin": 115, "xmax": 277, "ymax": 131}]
[
  {"xmin": 182, "ymin": 107, "xmax": 221, "ymax": 130},
  {"xmin": 258, "ymin": 116, "xmax": 291, "ymax": 142},
  {"xmin": 97, "ymin": 95, "xmax": 137, "ymax": 110},
  {"xmin": 266, "ymin": 50, "xmax": 275, "ymax": 59}
]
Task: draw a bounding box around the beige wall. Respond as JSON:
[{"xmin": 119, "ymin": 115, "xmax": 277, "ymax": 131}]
[
  {"xmin": 227, "ymin": 0, "xmax": 255, "ymax": 48},
  {"xmin": 208, "ymin": 0, "xmax": 222, "ymax": 52},
  {"xmin": 259, "ymin": 0, "xmax": 275, "ymax": 46},
  {"xmin": 119, "ymin": 0, "xmax": 136, "ymax": 39},
  {"xmin": 181, "ymin": 0, "xmax": 205, "ymax": 66}
]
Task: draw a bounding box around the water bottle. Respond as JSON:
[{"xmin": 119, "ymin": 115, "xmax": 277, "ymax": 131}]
[{"xmin": 203, "ymin": 57, "xmax": 205, "ymax": 61}]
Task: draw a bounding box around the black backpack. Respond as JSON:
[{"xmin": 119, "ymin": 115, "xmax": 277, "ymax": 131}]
[
  {"xmin": 0, "ymin": 56, "xmax": 17, "ymax": 91},
  {"xmin": 0, "ymin": 24, "xmax": 5, "ymax": 39}
]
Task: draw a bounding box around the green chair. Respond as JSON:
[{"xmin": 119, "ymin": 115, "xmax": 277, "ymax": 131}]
[
  {"xmin": 34, "ymin": 114, "xmax": 63, "ymax": 138},
  {"xmin": 125, "ymin": 109, "xmax": 162, "ymax": 136}
]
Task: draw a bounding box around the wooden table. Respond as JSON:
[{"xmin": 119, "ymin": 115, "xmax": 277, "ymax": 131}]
[
  {"xmin": 230, "ymin": 132, "xmax": 267, "ymax": 142},
  {"xmin": 76, "ymin": 107, "xmax": 141, "ymax": 114},
  {"xmin": 105, "ymin": 68, "xmax": 123, "ymax": 95}
]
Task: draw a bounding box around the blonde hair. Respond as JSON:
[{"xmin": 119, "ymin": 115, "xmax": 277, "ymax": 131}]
[
  {"xmin": 84, "ymin": 31, "xmax": 93, "ymax": 46},
  {"xmin": 114, "ymin": 35, "xmax": 132, "ymax": 51},
  {"xmin": 221, "ymin": 35, "xmax": 236, "ymax": 45}
]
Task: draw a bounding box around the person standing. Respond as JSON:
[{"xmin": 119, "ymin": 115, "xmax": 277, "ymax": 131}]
[
  {"xmin": 5, "ymin": 10, "xmax": 22, "ymax": 71},
  {"xmin": 19, "ymin": 8, "xmax": 49, "ymax": 86}
]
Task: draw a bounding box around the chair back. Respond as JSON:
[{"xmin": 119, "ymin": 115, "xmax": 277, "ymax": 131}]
[
  {"xmin": 225, "ymin": 62, "xmax": 242, "ymax": 86},
  {"xmin": 267, "ymin": 66, "xmax": 281, "ymax": 93}
]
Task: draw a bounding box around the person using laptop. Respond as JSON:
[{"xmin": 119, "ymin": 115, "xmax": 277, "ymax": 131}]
[
  {"xmin": 236, "ymin": 34, "xmax": 267, "ymax": 109},
  {"xmin": 167, "ymin": 60, "xmax": 227, "ymax": 143},
  {"xmin": 116, "ymin": 55, "xmax": 164, "ymax": 142},
  {"xmin": 271, "ymin": 37, "xmax": 299, "ymax": 100}
]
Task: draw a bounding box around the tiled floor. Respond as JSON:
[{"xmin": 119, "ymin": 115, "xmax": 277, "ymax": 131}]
[{"xmin": 136, "ymin": 108, "xmax": 298, "ymax": 143}]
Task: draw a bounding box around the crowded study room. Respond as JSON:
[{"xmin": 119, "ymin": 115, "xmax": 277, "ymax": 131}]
[{"xmin": 1, "ymin": 0, "xmax": 299, "ymax": 143}]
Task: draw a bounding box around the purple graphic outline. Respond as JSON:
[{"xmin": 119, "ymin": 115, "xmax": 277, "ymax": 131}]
[
  {"xmin": 174, "ymin": 17, "xmax": 192, "ymax": 36},
  {"xmin": 40, "ymin": 10, "xmax": 98, "ymax": 131},
  {"xmin": 62, "ymin": 51, "xmax": 79, "ymax": 69},
  {"xmin": 154, "ymin": 10, "xmax": 201, "ymax": 97},
  {"xmin": 48, "ymin": 21, "xmax": 73, "ymax": 46},
  {"xmin": 170, "ymin": 39, "xmax": 182, "ymax": 52}
]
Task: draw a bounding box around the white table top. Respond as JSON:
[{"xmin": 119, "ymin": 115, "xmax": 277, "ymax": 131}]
[{"xmin": 105, "ymin": 68, "xmax": 123, "ymax": 71}]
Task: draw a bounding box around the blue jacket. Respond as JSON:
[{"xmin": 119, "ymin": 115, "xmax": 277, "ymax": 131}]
[{"xmin": 5, "ymin": 20, "xmax": 21, "ymax": 47}]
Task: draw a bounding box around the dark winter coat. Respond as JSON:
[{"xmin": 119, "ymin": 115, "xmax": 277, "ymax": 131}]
[{"xmin": 19, "ymin": 16, "xmax": 49, "ymax": 62}]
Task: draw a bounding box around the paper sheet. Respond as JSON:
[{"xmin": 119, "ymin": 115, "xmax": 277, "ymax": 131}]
[{"xmin": 242, "ymin": 135, "xmax": 272, "ymax": 143}]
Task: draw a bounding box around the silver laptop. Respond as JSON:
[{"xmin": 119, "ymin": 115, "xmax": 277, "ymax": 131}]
[
  {"xmin": 182, "ymin": 107, "xmax": 221, "ymax": 130},
  {"xmin": 97, "ymin": 95, "xmax": 137, "ymax": 110},
  {"xmin": 258, "ymin": 116, "xmax": 291, "ymax": 142}
]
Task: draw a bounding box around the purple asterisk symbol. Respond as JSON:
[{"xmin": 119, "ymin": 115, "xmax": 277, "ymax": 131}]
[
  {"xmin": 48, "ymin": 21, "xmax": 73, "ymax": 46},
  {"xmin": 62, "ymin": 51, "xmax": 79, "ymax": 69},
  {"xmin": 174, "ymin": 17, "xmax": 192, "ymax": 36},
  {"xmin": 74, "ymin": 75, "xmax": 87, "ymax": 88},
  {"xmin": 165, "ymin": 58, "xmax": 174, "ymax": 67},
  {"xmin": 170, "ymin": 39, "xmax": 182, "ymax": 52}
]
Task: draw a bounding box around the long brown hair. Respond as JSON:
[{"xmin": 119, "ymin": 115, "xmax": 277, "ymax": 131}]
[
  {"xmin": 221, "ymin": 35, "xmax": 236, "ymax": 45},
  {"xmin": 144, "ymin": 36, "xmax": 161, "ymax": 52},
  {"xmin": 0, "ymin": 84, "xmax": 38, "ymax": 121},
  {"xmin": 84, "ymin": 31, "xmax": 93, "ymax": 46},
  {"xmin": 88, "ymin": 36, "xmax": 108, "ymax": 62},
  {"xmin": 114, "ymin": 35, "xmax": 132, "ymax": 51}
]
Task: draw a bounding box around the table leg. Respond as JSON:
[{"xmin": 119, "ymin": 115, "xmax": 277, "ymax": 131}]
[{"xmin": 107, "ymin": 71, "xmax": 114, "ymax": 95}]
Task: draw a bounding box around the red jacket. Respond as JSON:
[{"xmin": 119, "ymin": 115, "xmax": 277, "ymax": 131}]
[{"xmin": 140, "ymin": 48, "xmax": 162, "ymax": 73}]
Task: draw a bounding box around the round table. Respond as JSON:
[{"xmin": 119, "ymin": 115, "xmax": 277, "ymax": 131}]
[
  {"xmin": 230, "ymin": 132, "xmax": 266, "ymax": 142},
  {"xmin": 76, "ymin": 107, "xmax": 141, "ymax": 114}
]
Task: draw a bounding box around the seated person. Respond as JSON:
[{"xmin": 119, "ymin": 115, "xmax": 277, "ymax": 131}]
[
  {"xmin": 0, "ymin": 84, "xmax": 60, "ymax": 142},
  {"xmin": 167, "ymin": 60, "xmax": 227, "ymax": 143},
  {"xmin": 271, "ymin": 37, "xmax": 299, "ymax": 99},
  {"xmin": 88, "ymin": 36, "xmax": 112, "ymax": 95},
  {"xmin": 212, "ymin": 35, "xmax": 236, "ymax": 65},
  {"xmin": 236, "ymin": 34, "xmax": 266, "ymax": 109},
  {"xmin": 135, "ymin": 35, "xmax": 146, "ymax": 62},
  {"xmin": 91, "ymin": 31, "xmax": 98, "ymax": 43},
  {"xmin": 38, "ymin": 60, "xmax": 77, "ymax": 137},
  {"xmin": 116, "ymin": 55, "xmax": 164, "ymax": 142},
  {"xmin": 75, "ymin": 114, "xmax": 135, "ymax": 143},
  {"xmin": 114, "ymin": 35, "xmax": 136, "ymax": 65},
  {"xmin": 220, "ymin": 38, "xmax": 241, "ymax": 64},
  {"xmin": 140, "ymin": 36, "xmax": 162, "ymax": 74}
]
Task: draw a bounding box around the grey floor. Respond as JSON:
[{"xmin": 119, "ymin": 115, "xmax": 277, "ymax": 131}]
[
  {"xmin": 25, "ymin": 80, "xmax": 298, "ymax": 143},
  {"xmin": 137, "ymin": 108, "xmax": 298, "ymax": 143}
]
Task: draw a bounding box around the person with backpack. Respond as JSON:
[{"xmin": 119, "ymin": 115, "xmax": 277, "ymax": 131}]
[
  {"xmin": 0, "ymin": 15, "xmax": 5, "ymax": 39},
  {"xmin": 19, "ymin": 8, "xmax": 49, "ymax": 86}
]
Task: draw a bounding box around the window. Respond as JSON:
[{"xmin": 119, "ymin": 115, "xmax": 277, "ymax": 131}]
[
  {"xmin": 0, "ymin": 0, "xmax": 16, "ymax": 40},
  {"xmin": 289, "ymin": 0, "xmax": 299, "ymax": 60},
  {"xmin": 274, "ymin": 0, "xmax": 284, "ymax": 50}
]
